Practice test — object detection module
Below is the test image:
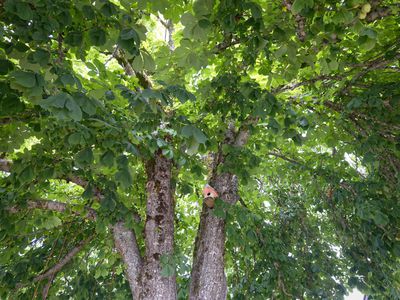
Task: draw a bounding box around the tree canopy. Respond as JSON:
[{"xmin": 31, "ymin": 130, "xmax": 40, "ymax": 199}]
[{"xmin": 0, "ymin": 0, "xmax": 399, "ymax": 299}]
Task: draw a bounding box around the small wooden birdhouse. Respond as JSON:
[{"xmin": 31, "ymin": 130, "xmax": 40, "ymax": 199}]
[{"xmin": 202, "ymin": 184, "xmax": 218, "ymax": 208}]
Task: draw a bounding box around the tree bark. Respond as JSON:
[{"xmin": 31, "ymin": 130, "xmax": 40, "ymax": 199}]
[
  {"xmin": 190, "ymin": 123, "xmax": 249, "ymax": 300},
  {"xmin": 140, "ymin": 150, "xmax": 176, "ymax": 299},
  {"xmin": 189, "ymin": 173, "xmax": 239, "ymax": 300},
  {"xmin": 113, "ymin": 221, "xmax": 143, "ymax": 300}
]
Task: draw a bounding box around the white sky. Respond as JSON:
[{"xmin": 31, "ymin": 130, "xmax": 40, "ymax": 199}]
[{"xmin": 346, "ymin": 289, "xmax": 364, "ymax": 299}]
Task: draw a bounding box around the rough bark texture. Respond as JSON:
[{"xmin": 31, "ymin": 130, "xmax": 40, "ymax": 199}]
[
  {"xmin": 113, "ymin": 221, "xmax": 142, "ymax": 300},
  {"xmin": 189, "ymin": 173, "xmax": 239, "ymax": 300},
  {"xmin": 140, "ymin": 150, "xmax": 176, "ymax": 300},
  {"xmin": 190, "ymin": 123, "xmax": 250, "ymax": 300},
  {"xmin": 8, "ymin": 199, "xmax": 97, "ymax": 220}
]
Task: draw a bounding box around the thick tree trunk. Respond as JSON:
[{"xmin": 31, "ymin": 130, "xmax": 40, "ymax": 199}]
[
  {"xmin": 113, "ymin": 221, "xmax": 142, "ymax": 300},
  {"xmin": 140, "ymin": 150, "xmax": 176, "ymax": 299},
  {"xmin": 189, "ymin": 173, "xmax": 239, "ymax": 300},
  {"xmin": 189, "ymin": 123, "xmax": 250, "ymax": 300}
]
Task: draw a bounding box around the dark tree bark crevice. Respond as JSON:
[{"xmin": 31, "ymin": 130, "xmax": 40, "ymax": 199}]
[{"xmin": 140, "ymin": 150, "xmax": 176, "ymax": 300}]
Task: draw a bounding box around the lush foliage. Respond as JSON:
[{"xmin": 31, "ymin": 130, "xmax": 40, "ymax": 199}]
[{"xmin": 0, "ymin": 0, "xmax": 399, "ymax": 298}]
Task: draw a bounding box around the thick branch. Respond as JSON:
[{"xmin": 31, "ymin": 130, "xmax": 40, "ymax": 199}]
[
  {"xmin": 112, "ymin": 222, "xmax": 142, "ymax": 300},
  {"xmin": 190, "ymin": 121, "xmax": 252, "ymax": 299},
  {"xmin": 283, "ymin": 0, "xmax": 306, "ymax": 42},
  {"xmin": 0, "ymin": 158, "xmax": 11, "ymax": 172},
  {"xmin": 7, "ymin": 199, "xmax": 97, "ymax": 221},
  {"xmin": 2, "ymin": 159, "xmax": 142, "ymax": 298},
  {"xmin": 114, "ymin": 50, "xmax": 153, "ymax": 89}
]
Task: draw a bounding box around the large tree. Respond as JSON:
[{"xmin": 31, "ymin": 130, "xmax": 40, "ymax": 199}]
[{"xmin": 0, "ymin": 0, "xmax": 399, "ymax": 299}]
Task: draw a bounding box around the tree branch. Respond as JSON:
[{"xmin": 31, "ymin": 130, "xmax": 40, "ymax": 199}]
[
  {"xmin": 112, "ymin": 222, "xmax": 143, "ymax": 300},
  {"xmin": 7, "ymin": 199, "xmax": 97, "ymax": 221},
  {"xmin": 272, "ymin": 75, "xmax": 342, "ymax": 94},
  {"xmin": 2, "ymin": 156, "xmax": 143, "ymax": 298},
  {"xmin": 0, "ymin": 159, "xmax": 103, "ymax": 201},
  {"xmin": 272, "ymin": 50, "xmax": 400, "ymax": 95},
  {"xmin": 114, "ymin": 49, "xmax": 153, "ymax": 89},
  {"xmin": 283, "ymin": 0, "xmax": 306, "ymax": 42},
  {"xmin": 42, "ymin": 276, "xmax": 54, "ymax": 300},
  {"xmin": 32, "ymin": 237, "xmax": 92, "ymax": 283},
  {"xmin": 266, "ymin": 151, "xmax": 304, "ymax": 166},
  {"xmin": 0, "ymin": 158, "xmax": 11, "ymax": 172}
]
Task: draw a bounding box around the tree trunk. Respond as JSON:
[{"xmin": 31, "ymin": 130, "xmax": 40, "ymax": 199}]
[
  {"xmin": 140, "ymin": 150, "xmax": 176, "ymax": 299},
  {"xmin": 189, "ymin": 173, "xmax": 239, "ymax": 300},
  {"xmin": 189, "ymin": 123, "xmax": 250, "ymax": 300},
  {"xmin": 113, "ymin": 221, "xmax": 142, "ymax": 300}
]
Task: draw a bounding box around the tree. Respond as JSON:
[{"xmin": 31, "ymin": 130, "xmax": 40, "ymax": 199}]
[{"xmin": 0, "ymin": 0, "xmax": 399, "ymax": 299}]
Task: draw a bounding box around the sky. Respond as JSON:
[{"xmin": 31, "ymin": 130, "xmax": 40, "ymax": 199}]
[{"xmin": 346, "ymin": 289, "xmax": 364, "ymax": 299}]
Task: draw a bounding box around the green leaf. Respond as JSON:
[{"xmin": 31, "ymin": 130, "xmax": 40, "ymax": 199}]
[
  {"xmin": 131, "ymin": 55, "xmax": 144, "ymax": 71},
  {"xmin": 64, "ymin": 97, "xmax": 82, "ymax": 121},
  {"xmin": 167, "ymin": 85, "xmax": 196, "ymax": 103},
  {"xmin": 0, "ymin": 59, "xmax": 14, "ymax": 75},
  {"xmin": 373, "ymin": 211, "xmax": 389, "ymax": 226},
  {"xmin": 82, "ymin": 5, "xmax": 96, "ymax": 20},
  {"xmin": 15, "ymin": 2, "xmax": 34, "ymax": 20},
  {"xmin": 115, "ymin": 168, "xmax": 132, "ymax": 190},
  {"xmin": 162, "ymin": 148, "xmax": 174, "ymax": 159},
  {"xmin": 60, "ymin": 74, "xmax": 76, "ymax": 87},
  {"xmin": 82, "ymin": 182, "xmax": 94, "ymax": 199},
  {"xmin": 75, "ymin": 148, "xmax": 94, "ymax": 167},
  {"xmin": 89, "ymin": 28, "xmax": 107, "ymax": 46},
  {"xmin": 12, "ymin": 71, "xmax": 37, "ymax": 88},
  {"xmin": 212, "ymin": 200, "xmax": 226, "ymax": 219},
  {"xmin": 19, "ymin": 165, "xmax": 34, "ymax": 184},
  {"xmin": 120, "ymin": 28, "xmax": 140, "ymax": 44},
  {"xmin": 291, "ymin": 0, "xmax": 313, "ymax": 14},
  {"xmin": 40, "ymin": 93, "xmax": 70, "ymax": 109},
  {"xmin": 65, "ymin": 31, "xmax": 83, "ymax": 47},
  {"xmin": 160, "ymin": 254, "xmax": 175, "ymax": 277},
  {"xmin": 193, "ymin": 0, "xmax": 214, "ymax": 17},
  {"xmin": 0, "ymin": 93, "xmax": 25, "ymax": 116},
  {"xmin": 181, "ymin": 125, "xmax": 207, "ymax": 143},
  {"xmin": 42, "ymin": 216, "xmax": 62, "ymax": 229},
  {"xmin": 283, "ymin": 129, "xmax": 298, "ymax": 139},
  {"xmin": 142, "ymin": 51, "xmax": 156, "ymax": 72},
  {"xmin": 40, "ymin": 93, "xmax": 82, "ymax": 121},
  {"xmin": 68, "ymin": 132, "xmax": 84, "ymax": 145},
  {"xmin": 186, "ymin": 137, "xmax": 199, "ymax": 155},
  {"xmin": 101, "ymin": 2, "xmax": 118, "ymax": 17},
  {"xmin": 100, "ymin": 150, "xmax": 115, "ymax": 167},
  {"xmin": 101, "ymin": 194, "xmax": 116, "ymax": 211}
]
